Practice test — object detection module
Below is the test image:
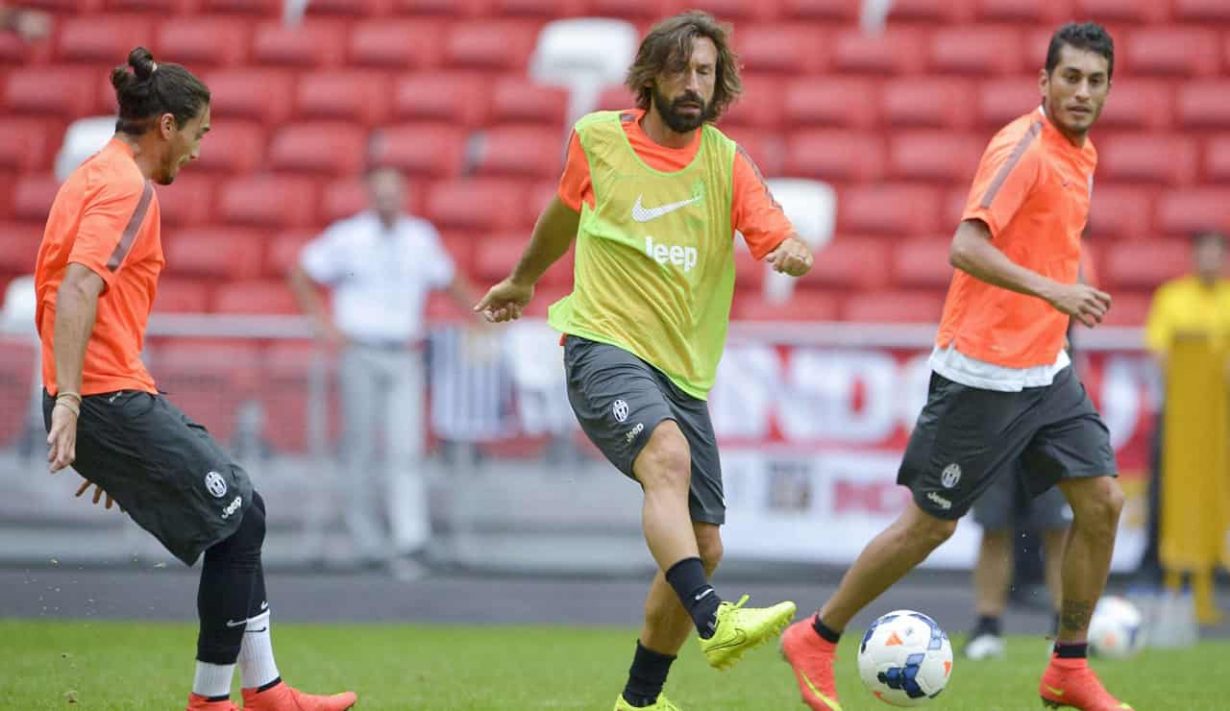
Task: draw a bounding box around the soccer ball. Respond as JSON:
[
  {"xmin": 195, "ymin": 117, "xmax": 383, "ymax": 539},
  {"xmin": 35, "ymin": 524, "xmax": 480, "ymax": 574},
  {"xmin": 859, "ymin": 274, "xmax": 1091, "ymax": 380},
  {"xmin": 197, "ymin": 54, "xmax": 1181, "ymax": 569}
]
[
  {"xmin": 1088, "ymin": 595, "xmax": 1146, "ymax": 659},
  {"xmin": 857, "ymin": 609, "xmax": 954, "ymax": 707}
]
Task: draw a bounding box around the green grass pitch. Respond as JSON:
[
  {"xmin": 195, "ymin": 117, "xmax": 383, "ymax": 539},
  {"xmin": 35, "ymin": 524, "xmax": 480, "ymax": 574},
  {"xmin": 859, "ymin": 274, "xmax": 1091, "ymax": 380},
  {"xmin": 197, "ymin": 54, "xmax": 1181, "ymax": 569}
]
[{"xmin": 2, "ymin": 620, "xmax": 1226, "ymax": 710}]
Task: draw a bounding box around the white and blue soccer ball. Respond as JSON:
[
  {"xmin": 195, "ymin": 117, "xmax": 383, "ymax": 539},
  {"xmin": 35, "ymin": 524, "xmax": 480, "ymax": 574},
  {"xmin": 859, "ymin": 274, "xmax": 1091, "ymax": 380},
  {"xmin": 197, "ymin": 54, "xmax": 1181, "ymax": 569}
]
[
  {"xmin": 1088, "ymin": 595, "xmax": 1146, "ymax": 659},
  {"xmin": 857, "ymin": 609, "xmax": 954, "ymax": 707}
]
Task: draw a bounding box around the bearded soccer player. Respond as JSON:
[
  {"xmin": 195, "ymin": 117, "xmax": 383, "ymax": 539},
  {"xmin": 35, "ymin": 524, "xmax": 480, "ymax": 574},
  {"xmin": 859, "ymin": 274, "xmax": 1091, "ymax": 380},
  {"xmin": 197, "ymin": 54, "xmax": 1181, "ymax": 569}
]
[
  {"xmin": 37, "ymin": 47, "xmax": 356, "ymax": 711},
  {"xmin": 476, "ymin": 11, "xmax": 813, "ymax": 711},
  {"xmin": 781, "ymin": 22, "xmax": 1131, "ymax": 711}
]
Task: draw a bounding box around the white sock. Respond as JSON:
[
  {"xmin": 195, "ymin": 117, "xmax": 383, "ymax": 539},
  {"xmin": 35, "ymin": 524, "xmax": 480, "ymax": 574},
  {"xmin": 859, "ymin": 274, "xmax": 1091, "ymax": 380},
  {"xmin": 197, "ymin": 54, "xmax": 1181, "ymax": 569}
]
[
  {"xmin": 193, "ymin": 661, "xmax": 235, "ymax": 699},
  {"xmin": 238, "ymin": 609, "xmax": 281, "ymax": 689}
]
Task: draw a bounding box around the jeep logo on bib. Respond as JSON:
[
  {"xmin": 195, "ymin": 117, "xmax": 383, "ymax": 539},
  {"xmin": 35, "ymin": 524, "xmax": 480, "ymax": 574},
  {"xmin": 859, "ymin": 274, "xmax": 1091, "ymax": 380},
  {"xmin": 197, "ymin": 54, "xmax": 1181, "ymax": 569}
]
[{"xmin": 204, "ymin": 471, "xmax": 228, "ymax": 498}]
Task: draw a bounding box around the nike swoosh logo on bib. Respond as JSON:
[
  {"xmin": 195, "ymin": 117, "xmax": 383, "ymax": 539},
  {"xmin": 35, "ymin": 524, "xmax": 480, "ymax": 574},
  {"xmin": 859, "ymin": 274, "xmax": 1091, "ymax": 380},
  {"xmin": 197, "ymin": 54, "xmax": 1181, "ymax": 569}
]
[{"xmin": 631, "ymin": 194, "xmax": 701, "ymax": 222}]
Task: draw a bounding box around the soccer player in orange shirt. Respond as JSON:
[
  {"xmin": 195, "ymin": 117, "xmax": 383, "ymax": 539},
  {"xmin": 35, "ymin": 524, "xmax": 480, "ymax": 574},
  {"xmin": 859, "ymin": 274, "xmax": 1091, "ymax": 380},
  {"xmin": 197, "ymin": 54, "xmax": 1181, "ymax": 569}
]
[
  {"xmin": 37, "ymin": 47, "xmax": 356, "ymax": 711},
  {"xmin": 782, "ymin": 23, "xmax": 1132, "ymax": 711}
]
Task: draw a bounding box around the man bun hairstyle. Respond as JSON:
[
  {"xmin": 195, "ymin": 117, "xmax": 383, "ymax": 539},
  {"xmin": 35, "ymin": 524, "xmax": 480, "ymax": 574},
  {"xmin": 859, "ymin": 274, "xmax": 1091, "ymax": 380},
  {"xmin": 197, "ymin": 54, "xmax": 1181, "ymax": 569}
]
[{"xmin": 110, "ymin": 46, "xmax": 210, "ymax": 135}]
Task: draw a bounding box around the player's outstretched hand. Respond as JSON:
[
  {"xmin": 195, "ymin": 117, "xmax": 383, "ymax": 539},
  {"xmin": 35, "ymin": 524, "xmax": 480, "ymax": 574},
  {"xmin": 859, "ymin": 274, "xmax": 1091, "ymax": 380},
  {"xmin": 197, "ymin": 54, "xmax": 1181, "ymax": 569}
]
[
  {"xmin": 74, "ymin": 478, "xmax": 116, "ymax": 510},
  {"xmin": 766, "ymin": 237, "xmax": 813, "ymax": 277},
  {"xmin": 474, "ymin": 278, "xmax": 534, "ymax": 323},
  {"xmin": 46, "ymin": 403, "xmax": 78, "ymax": 473},
  {"xmin": 1048, "ymin": 282, "xmax": 1112, "ymax": 328}
]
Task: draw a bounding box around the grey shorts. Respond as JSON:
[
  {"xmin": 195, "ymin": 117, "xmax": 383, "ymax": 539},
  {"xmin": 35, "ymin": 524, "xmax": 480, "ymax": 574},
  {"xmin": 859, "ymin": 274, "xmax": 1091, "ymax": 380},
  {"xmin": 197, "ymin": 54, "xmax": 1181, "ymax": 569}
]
[
  {"xmin": 899, "ymin": 365, "xmax": 1117, "ymax": 521},
  {"xmin": 563, "ymin": 336, "xmax": 725, "ymax": 525},
  {"xmin": 43, "ymin": 390, "xmax": 253, "ymax": 566},
  {"xmin": 971, "ymin": 465, "xmax": 1072, "ymax": 532}
]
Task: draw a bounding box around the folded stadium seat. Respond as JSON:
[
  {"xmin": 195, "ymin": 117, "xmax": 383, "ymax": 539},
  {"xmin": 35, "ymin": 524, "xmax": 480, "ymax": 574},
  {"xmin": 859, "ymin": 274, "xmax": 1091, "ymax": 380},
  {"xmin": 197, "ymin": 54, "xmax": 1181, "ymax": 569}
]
[
  {"xmin": 151, "ymin": 279, "xmax": 210, "ymax": 314},
  {"xmin": 1099, "ymin": 291, "xmax": 1152, "ymax": 328},
  {"xmin": 1176, "ymin": 81, "xmax": 1230, "ymax": 130},
  {"xmin": 200, "ymin": 0, "xmax": 281, "ymax": 15},
  {"xmin": 317, "ymin": 177, "xmax": 379, "ymax": 224},
  {"xmin": 106, "ymin": 0, "xmax": 200, "ymax": 11},
  {"xmin": 473, "ymin": 126, "xmax": 568, "ymax": 180},
  {"xmin": 1073, "ymin": 0, "xmax": 1169, "ymax": 24},
  {"xmin": 0, "ymin": 118, "xmax": 50, "ymax": 172},
  {"xmin": 295, "ymin": 71, "xmax": 391, "ymax": 126},
  {"xmin": 155, "ymin": 18, "xmax": 249, "ymax": 68},
  {"xmin": 348, "ymin": 19, "xmax": 445, "ymax": 70},
  {"xmin": 258, "ymin": 340, "xmax": 334, "ymax": 455},
  {"xmin": 1102, "ymin": 239, "xmax": 1191, "ymax": 291},
  {"xmin": 881, "ymin": 78, "xmax": 973, "ymax": 130},
  {"xmin": 779, "ymin": 0, "xmax": 859, "ymax": 22},
  {"xmin": 4, "ymin": 67, "xmax": 97, "ymax": 118},
  {"xmin": 720, "ymin": 74, "xmax": 782, "ymax": 130},
  {"xmin": 976, "ymin": 79, "xmax": 1040, "ymax": 128},
  {"xmin": 0, "ymin": 31, "xmax": 28, "ymax": 63},
  {"xmin": 734, "ymin": 23, "xmax": 828, "ymax": 76},
  {"xmin": 734, "ymin": 287, "xmax": 839, "ymax": 321},
  {"xmin": 392, "ymin": 72, "xmax": 490, "ymax": 129},
  {"xmin": 594, "ymin": 85, "xmax": 635, "ymax": 112},
  {"xmin": 529, "ymin": 17, "xmax": 639, "ymax": 123},
  {"xmin": 734, "ymin": 247, "xmax": 767, "ymax": 293},
  {"xmin": 268, "ymin": 122, "xmax": 369, "ymax": 176},
  {"xmin": 784, "ymin": 130, "xmax": 886, "ymax": 183},
  {"xmin": 369, "ymin": 123, "xmax": 467, "ymax": 179},
  {"xmin": 393, "ymin": 0, "xmax": 487, "ymax": 16},
  {"xmin": 1207, "ymin": 137, "xmax": 1230, "ymax": 183},
  {"xmin": 495, "ymin": 0, "xmax": 587, "ymax": 18},
  {"xmin": 930, "ymin": 27, "xmax": 1023, "ymax": 76},
  {"xmin": 213, "ymin": 279, "xmax": 301, "ymax": 314},
  {"xmin": 889, "ymin": 131, "xmax": 984, "ymax": 183},
  {"xmin": 489, "ymin": 77, "xmax": 570, "ymax": 129},
  {"xmin": 842, "ymin": 290, "xmax": 944, "ymax": 323},
  {"xmin": 55, "ymin": 16, "xmax": 154, "ymax": 64},
  {"xmin": 218, "ymin": 174, "xmax": 318, "ymax": 228},
  {"xmin": 831, "ymin": 27, "xmax": 926, "ymax": 76},
  {"xmin": 941, "ymin": 186, "xmax": 967, "ymax": 228},
  {"xmin": 722, "ymin": 127, "xmax": 785, "ymax": 176},
  {"xmin": 0, "ymin": 222, "xmax": 45, "ymax": 275},
  {"xmin": 1123, "ymin": 28, "xmax": 1220, "ymax": 77},
  {"xmin": 1092, "ymin": 81, "xmax": 1172, "ymax": 131},
  {"xmin": 251, "ymin": 20, "xmax": 347, "ymax": 68},
  {"xmin": 445, "ymin": 20, "xmax": 538, "ymax": 71},
  {"xmin": 201, "ymin": 70, "xmax": 296, "ymax": 127},
  {"xmin": 20, "ymin": 0, "xmax": 102, "ymax": 9},
  {"xmin": 304, "ymin": 0, "xmax": 389, "ymax": 15},
  {"xmin": 425, "ymin": 178, "xmax": 526, "ymax": 232},
  {"xmin": 974, "ymin": 0, "xmax": 1071, "ymax": 22},
  {"xmin": 149, "ymin": 339, "xmax": 262, "ymax": 443},
  {"xmin": 887, "ymin": 0, "xmax": 973, "ymax": 22},
  {"xmin": 191, "ymin": 121, "xmax": 265, "ymax": 175},
  {"xmin": 522, "ymin": 179, "xmax": 558, "ymax": 227},
  {"xmin": 837, "ymin": 183, "xmax": 941, "ymax": 236},
  {"xmin": 423, "ymin": 290, "xmax": 470, "ymax": 323},
  {"xmin": 1174, "ymin": 0, "xmax": 1230, "ymax": 21},
  {"xmin": 264, "ymin": 229, "xmax": 317, "ymax": 278},
  {"xmin": 666, "ymin": 0, "xmax": 781, "ymax": 22},
  {"xmin": 156, "ymin": 173, "xmax": 216, "ymax": 228},
  {"xmin": 1098, "ymin": 134, "xmax": 1198, "ymax": 185},
  {"xmin": 783, "ymin": 77, "xmax": 879, "ymax": 130},
  {"xmin": 586, "ymin": 0, "xmax": 669, "ymax": 21},
  {"xmin": 12, "ymin": 173, "xmax": 60, "ymax": 222},
  {"xmin": 1156, "ymin": 188, "xmax": 1230, "ymax": 237},
  {"xmin": 436, "ymin": 232, "xmax": 476, "ymax": 279},
  {"xmin": 1085, "ymin": 185, "xmax": 1154, "ymax": 241},
  {"xmin": 473, "ymin": 232, "xmax": 527, "ymax": 284},
  {"xmin": 163, "ymin": 227, "xmax": 264, "ymax": 280},
  {"xmin": 798, "ymin": 235, "xmax": 890, "ymax": 291},
  {"xmin": 892, "ymin": 236, "xmax": 954, "ymax": 290}
]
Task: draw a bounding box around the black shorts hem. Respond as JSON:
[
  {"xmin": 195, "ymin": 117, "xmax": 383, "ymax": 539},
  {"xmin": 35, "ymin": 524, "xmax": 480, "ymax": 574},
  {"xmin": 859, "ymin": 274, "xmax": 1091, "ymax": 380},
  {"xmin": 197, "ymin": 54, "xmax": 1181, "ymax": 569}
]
[{"xmin": 617, "ymin": 414, "xmax": 676, "ymax": 480}]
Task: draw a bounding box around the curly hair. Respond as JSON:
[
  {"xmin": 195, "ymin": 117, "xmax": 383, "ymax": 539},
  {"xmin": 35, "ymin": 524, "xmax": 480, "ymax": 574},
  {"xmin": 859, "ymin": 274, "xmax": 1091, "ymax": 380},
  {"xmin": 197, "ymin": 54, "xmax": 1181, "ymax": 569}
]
[{"xmin": 624, "ymin": 10, "xmax": 741, "ymax": 121}]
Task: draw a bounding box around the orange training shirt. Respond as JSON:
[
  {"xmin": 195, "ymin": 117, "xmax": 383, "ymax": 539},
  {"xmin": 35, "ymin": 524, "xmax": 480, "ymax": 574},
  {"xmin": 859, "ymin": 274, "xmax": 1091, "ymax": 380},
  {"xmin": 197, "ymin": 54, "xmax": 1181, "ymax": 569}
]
[
  {"xmin": 936, "ymin": 108, "xmax": 1097, "ymax": 368},
  {"xmin": 35, "ymin": 137, "xmax": 163, "ymax": 396}
]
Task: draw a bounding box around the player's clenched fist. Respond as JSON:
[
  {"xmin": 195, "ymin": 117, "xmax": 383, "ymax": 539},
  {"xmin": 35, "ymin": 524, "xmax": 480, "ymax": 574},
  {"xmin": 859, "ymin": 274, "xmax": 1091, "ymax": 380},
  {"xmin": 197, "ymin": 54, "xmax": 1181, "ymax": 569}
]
[{"xmin": 766, "ymin": 236, "xmax": 813, "ymax": 277}]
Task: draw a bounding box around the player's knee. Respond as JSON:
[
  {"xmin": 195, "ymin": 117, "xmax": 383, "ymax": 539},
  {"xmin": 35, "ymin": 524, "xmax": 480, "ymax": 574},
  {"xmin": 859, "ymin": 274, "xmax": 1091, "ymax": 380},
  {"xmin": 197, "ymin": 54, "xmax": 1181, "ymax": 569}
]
[
  {"xmin": 912, "ymin": 515, "xmax": 958, "ymax": 549},
  {"xmin": 634, "ymin": 424, "xmax": 691, "ymax": 493},
  {"xmin": 1071, "ymin": 479, "xmax": 1124, "ymax": 535}
]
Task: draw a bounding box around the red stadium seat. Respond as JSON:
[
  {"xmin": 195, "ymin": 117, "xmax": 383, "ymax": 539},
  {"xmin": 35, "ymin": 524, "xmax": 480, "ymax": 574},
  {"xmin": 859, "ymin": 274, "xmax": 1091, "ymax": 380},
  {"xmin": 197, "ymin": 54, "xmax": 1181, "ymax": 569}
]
[
  {"xmin": 1097, "ymin": 82, "xmax": 1172, "ymax": 131},
  {"xmin": 445, "ymin": 21, "xmax": 537, "ymax": 70},
  {"xmin": 202, "ymin": 70, "xmax": 296, "ymax": 126},
  {"xmin": 784, "ymin": 130, "xmax": 885, "ymax": 182},
  {"xmin": 251, "ymin": 20, "xmax": 347, "ymax": 68},
  {"xmin": 25, "ymin": 0, "xmax": 102, "ymax": 8},
  {"xmin": 800, "ymin": 236, "xmax": 890, "ymax": 290},
  {"xmin": 977, "ymin": 79, "xmax": 1041, "ymax": 129},
  {"xmin": 831, "ymin": 27, "xmax": 925, "ymax": 76},
  {"xmin": 1100, "ymin": 291, "xmax": 1152, "ymax": 328},
  {"xmin": 12, "ymin": 173, "xmax": 59, "ymax": 222},
  {"xmin": 152, "ymin": 279, "xmax": 210, "ymax": 314},
  {"xmin": 296, "ymin": 71, "xmax": 391, "ymax": 126},
  {"xmin": 56, "ymin": 16, "xmax": 154, "ymax": 63},
  {"xmin": 472, "ymin": 126, "xmax": 565, "ymax": 179},
  {"xmin": 930, "ymin": 27, "xmax": 1023, "ymax": 76},
  {"xmin": 780, "ymin": 0, "xmax": 859, "ymax": 21},
  {"xmin": 1207, "ymin": 138, "xmax": 1230, "ymax": 183},
  {"xmin": 489, "ymin": 78, "xmax": 570, "ymax": 128},
  {"xmin": 837, "ymin": 184, "xmax": 942, "ymax": 236},
  {"xmin": 265, "ymin": 229, "xmax": 317, "ymax": 277},
  {"xmin": 734, "ymin": 24, "xmax": 827, "ymax": 76},
  {"xmin": 319, "ymin": 175, "xmax": 390, "ymax": 226},
  {"xmin": 213, "ymin": 279, "xmax": 300, "ymax": 314},
  {"xmin": 425, "ymin": 179, "xmax": 526, "ymax": 232},
  {"xmin": 163, "ymin": 228, "xmax": 263, "ymax": 280},
  {"xmin": 1156, "ymin": 189, "xmax": 1230, "ymax": 237},
  {"xmin": 107, "ymin": 0, "xmax": 200, "ymax": 11},
  {"xmin": 734, "ymin": 288, "xmax": 839, "ymax": 321},
  {"xmin": 258, "ymin": 340, "xmax": 335, "ymax": 454},
  {"xmin": 889, "ymin": 132, "xmax": 984, "ymax": 182},
  {"xmin": 585, "ymin": 0, "xmax": 668, "ymax": 20},
  {"xmin": 975, "ymin": 0, "xmax": 1071, "ymax": 22},
  {"xmin": 1102, "ymin": 239, "xmax": 1191, "ymax": 291},
  {"xmin": 1123, "ymin": 29, "xmax": 1220, "ymax": 77},
  {"xmin": 881, "ymin": 78, "xmax": 972, "ymax": 129},
  {"xmin": 201, "ymin": 0, "xmax": 281, "ymax": 15},
  {"xmin": 0, "ymin": 222, "xmax": 45, "ymax": 274},
  {"xmin": 1086, "ymin": 185, "xmax": 1154, "ymax": 241},
  {"xmin": 733, "ymin": 248, "xmax": 766, "ymax": 292},
  {"xmin": 662, "ymin": 0, "xmax": 779, "ymax": 22},
  {"xmin": 893, "ymin": 237, "xmax": 954, "ymax": 289},
  {"xmin": 472, "ymin": 232, "xmax": 525, "ymax": 282},
  {"xmin": 783, "ymin": 77, "xmax": 879, "ymax": 130},
  {"xmin": 1174, "ymin": 0, "xmax": 1230, "ymax": 22},
  {"xmin": 595, "ymin": 86, "xmax": 636, "ymax": 113},
  {"xmin": 1074, "ymin": 0, "xmax": 1168, "ymax": 23},
  {"xmin": 522, "ymin": 180, "xmax": 557, "ymax": 230},
  {"xmin": 218, "ymin": 174, "xmax": 318, "ymax": 228},
  {"xmin": 149, "ymin": 340, "xmax": 261, "ymax": 442},
  {"xmin": 942, "ymin": 186, "xmax": 968, "ymax": 229},
  {"xmin": 306, "ymin": 0, "xmax": 389, "ymax": 14},
  {"xmin": 721, "ymin": 74, "xmax": 783, "ymax": 130},
  {"xmin": 268, "ymin": 123, "xmax": 368, "ymax": 176},
  {"xmin": 1098, "ymin": 135, "xmax": 1198, "ymax": 185},
  {"xmin": 4, "ymin": 67, "xmax": 97, "ymax": 118},
  {"xmin": 393, "ymin": 0, "xmax": 486, "ymax": 15},
  {"xmin": 723, "ymin": 127, "xmax": 785, "ymax": 177},
  {"xmin": 369, "ymin": 123, "xmax": 467, "ymax": 179},
  {"xmin": 494, "ymin": 0, "xmax": 588, "ymax": 18},
  {"xmin": 1176, "ymin": 82, "xmax": 1230, "ymax": 129},
  {"xmin": 888, "ymin": 0, "xmax": 973, "ymax": 22},
  {"xmin": 348, "ymin": 19, "xmax": 444, "ymax": 69},
  {"xmin": 193, "ymin": 121, "xmax": 265, "ymax": 175},
  {"xmin": 0, "ymin": 118, "xmax": 51, "ymax": 171},
  {"xmin": 842, "ymin": 290, "xmax": 944, "ymax": 323},
  {"xmin": 156, "ymin": 173, "xmax": 215, "ymax": 227},
  {"xmin": 155, "ymin": 18, "xmax": 249, "ymax": 68},
  {"xmin": 393, "ymin": 73, "xmax": 490, "ymax": 128}
]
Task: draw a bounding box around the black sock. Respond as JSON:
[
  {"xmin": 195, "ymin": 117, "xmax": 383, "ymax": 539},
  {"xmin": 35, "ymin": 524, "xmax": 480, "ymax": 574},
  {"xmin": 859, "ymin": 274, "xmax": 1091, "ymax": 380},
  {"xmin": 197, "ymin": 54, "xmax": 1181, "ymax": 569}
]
[
  {"xmin": 664, "ymin": 557, "xmax": 721, "ymax": 639},
  {"xmin": 973, "ymin": 615, "xmax": 1002, "ymax": 637},
  {"xmin": 621, "ymin": 641, "xmax": 675, "ymax": 708},
  {"xmin": 812, "ymin": 614, "xmax": 841, "ymax": 644},
  {"xmin": 1054, "ymin": 642, "xmax": 1088, "ymax": 659},
  {"xmin": 196, "ymin": 491, "xmax": 265, "ymax": 664}
]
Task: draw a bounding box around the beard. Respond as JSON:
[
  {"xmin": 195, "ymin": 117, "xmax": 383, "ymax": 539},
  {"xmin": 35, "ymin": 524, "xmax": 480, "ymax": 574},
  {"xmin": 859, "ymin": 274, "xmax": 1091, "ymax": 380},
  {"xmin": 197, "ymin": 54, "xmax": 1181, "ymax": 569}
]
[{"xmin": 651, "ymin": 85, "xmax": 714, "ymax": 133}]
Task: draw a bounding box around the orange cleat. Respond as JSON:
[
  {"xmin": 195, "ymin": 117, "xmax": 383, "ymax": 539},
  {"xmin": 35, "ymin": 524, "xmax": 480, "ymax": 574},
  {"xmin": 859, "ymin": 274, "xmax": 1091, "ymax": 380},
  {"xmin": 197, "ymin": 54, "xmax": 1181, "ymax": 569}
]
[
  {"xmin": 780, "ymin": 619, "xmax": 844, "ymax": 711},
  {"xmin": 242, "ymin": 682, "xmax": 357, "ymax": 711},
  {"xmin": 1039, "ymin": 657, "xmax": 1133, "ymax": 710},
  {"xmin": 186, "ymin": 693, "xmax": 240, "ymax": 711}
]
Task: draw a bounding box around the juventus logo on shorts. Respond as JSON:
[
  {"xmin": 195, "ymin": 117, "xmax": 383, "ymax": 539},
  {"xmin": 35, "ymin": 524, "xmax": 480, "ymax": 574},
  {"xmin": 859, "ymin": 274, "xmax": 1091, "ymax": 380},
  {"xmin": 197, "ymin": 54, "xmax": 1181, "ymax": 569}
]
[
  {"xmin": 940, "ymin": 463, "xmax": 962, "ymax": 489},
  {"xmin": 612, "ymin": 399, "xmax": 629, "ymax": 423},
  {"xmin": 204, "ymin": 471, "xmax": 228, "ymax": 498}
]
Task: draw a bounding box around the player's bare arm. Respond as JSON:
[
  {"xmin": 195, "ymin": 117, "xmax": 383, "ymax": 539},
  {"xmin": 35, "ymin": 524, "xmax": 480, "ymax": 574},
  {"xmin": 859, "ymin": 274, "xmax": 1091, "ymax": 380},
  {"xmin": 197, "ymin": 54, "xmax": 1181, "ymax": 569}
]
[
  {"xmin": 949, "ymin": 219, "xmax": 1111, "ymax": 328},
  {"xmin": 474, "ymin": 195, "xmax": 580, "ymax": 323},
  {"xmin": 47, "ymin": 263, "xmax": 105, "ymax": 474},
  {"xmin": 765, "ymin": 235, "xmax": 813, "ymax": 277}
]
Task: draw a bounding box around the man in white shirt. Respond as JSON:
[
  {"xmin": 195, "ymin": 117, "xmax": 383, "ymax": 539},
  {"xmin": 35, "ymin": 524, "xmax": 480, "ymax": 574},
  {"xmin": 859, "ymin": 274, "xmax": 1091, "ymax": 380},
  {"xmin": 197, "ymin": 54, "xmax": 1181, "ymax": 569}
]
[{"xmin": 289, "ymin": 166, "xmax": 475, "ymax": 567}]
